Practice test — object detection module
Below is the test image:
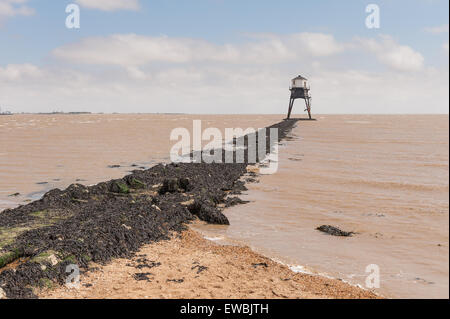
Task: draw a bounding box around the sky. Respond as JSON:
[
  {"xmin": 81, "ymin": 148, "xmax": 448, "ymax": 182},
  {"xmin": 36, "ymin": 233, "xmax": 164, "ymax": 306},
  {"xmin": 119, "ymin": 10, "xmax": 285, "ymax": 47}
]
[{"xmin": 0, "ymin": 0, "xmax": 448, "ymax": 114}]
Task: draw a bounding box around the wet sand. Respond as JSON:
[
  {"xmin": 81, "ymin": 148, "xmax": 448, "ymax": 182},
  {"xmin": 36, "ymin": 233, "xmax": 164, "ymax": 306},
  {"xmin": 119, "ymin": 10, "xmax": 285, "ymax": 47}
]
[{"xmin": 39, "ymin": 228, "xmax": 379, "ymax": 299}]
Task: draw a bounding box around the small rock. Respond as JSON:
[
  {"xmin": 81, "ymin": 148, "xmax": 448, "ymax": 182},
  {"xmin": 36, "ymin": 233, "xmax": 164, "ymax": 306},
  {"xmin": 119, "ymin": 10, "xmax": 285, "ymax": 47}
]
[
  {"xmin": 48, "ymin": 254, "xmax": 59, "ymax": 266},
  {"xmin": 122, "ymin": 224, "xmax": 132, "ymax": 230},
  {"xmin": 8, "ymin": 192, "xmax": 20, "ymax": 197},
  {"xmin": 159, "ymin": 178, "xmax": 179, "ymax": 194},
  {"xmin": 316, "ymin": 225, "xmax": 354, "ymax": 237},
  {"xmin": 167, "ymin": 279, "xmax": 184, "ymax": 283},
  {"xmin": 181, "ymin": 199, "xmax": 195, "ymax": 206}
]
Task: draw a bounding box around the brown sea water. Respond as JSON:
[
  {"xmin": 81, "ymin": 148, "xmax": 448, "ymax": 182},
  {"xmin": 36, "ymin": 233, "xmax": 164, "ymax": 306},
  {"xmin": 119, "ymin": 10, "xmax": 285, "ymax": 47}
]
[
  {"xmin": 1, "ymin": 114, "xmax": 448, "ymax": 298},
  {"xmin": 0, "ymin": 114, "xmax": 278, "ymax": 208}
]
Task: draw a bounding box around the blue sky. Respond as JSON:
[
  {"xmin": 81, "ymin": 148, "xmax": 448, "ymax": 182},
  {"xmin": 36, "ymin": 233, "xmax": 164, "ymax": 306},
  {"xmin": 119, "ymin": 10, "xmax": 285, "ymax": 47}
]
[{"xmin": 0, "ymin": 0, "xmax": 448, "ymax": 113}]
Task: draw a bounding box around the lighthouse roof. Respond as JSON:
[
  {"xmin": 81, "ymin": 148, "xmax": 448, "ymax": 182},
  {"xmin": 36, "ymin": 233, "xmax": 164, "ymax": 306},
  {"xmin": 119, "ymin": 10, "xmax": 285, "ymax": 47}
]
[{"xmin": 293, "ymin": 75, "xmax": 308, "ymax": 81}]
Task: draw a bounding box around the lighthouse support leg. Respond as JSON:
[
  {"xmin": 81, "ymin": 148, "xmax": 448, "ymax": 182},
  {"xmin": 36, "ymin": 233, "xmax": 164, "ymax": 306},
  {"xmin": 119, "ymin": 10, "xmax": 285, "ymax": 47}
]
[
  {"xmin": 305, "ymin": 97, "xmax": 312, "ymax": 120},
  {"xmin": 287, "ymin": 98, "xmax": 294, "ymax": 119}
]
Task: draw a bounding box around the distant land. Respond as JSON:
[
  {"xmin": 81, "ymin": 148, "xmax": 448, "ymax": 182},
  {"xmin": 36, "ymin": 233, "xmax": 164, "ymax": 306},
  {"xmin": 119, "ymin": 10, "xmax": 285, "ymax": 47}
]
[
  {"xmin": 0, "ymin": 111, "xmax": 93, "ymax": 115},
  {"xmin": 0, "ymin": 107, "xmax": 13, "ymax": 115},
  {"xmin": 36, "ymin": 112, "xmax": 92, "ymax": 115},
  {"xmin": 0, "ymin": 112, "xmax": 193, "ymax": 115}
]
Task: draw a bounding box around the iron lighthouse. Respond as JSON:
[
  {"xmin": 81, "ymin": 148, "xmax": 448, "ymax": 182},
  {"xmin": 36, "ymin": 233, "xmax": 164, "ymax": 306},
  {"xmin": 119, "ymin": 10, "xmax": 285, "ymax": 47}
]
[{"xmin": 286, "ymin": 75, "xmax": 312, "ymax": 120}]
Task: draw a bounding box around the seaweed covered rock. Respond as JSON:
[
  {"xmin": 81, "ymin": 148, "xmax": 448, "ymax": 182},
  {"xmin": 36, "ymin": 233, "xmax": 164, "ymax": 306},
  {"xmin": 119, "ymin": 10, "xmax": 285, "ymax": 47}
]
[
  {"xmin": 160, "ymin": 178, "xmax": 179, "ymax": 194},
  {"xmin": 229, "ymin": 180, "xmax": 248, "ymax": 195},
  {"xmin": 159, "ymin": 177, "xmax": 191, "ymax": 194},
  {"xmin": 40, "ymin": 188, "xmax": 66, "ymax": 206},
  {"xmin": 109, "ymin": 180, "xmax": 130, "ymax": 194},
  {"xmin": 66, "ymin": 184, "xmax": 90, "ymax": 200},
  {"xmin": 224, "ymin": 197, "xmax": 249, "ymax": 208},
  {"xmin": 187, "ymin": 201, "xmax": 229, "ymax": 225},
  {"xmin": 316, "ymin": 225, "xmax": 355, "ymax": 237},
  {"xmin": 124, "ymin": 176, "xmax": 146, "ymax": 189},
  {"xmin": 178, "ymin": 178, "xmax": 191, "ymax": 192},
  {"xmin": 0, "ymin": 250, "xmax": 22, "ymax": 269}
]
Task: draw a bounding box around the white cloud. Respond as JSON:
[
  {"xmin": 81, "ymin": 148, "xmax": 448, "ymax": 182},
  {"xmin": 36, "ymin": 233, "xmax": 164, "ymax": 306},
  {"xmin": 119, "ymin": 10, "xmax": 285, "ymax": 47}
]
[
  {"xmin": 75, "ymin": 0, "xmax": 140, "ymax": 11},
  {"xmin": 0, "ymin": 0, "xmax": 34, "ymax": 20},
  {"xmin": 0, "ymin": 63, "xmax": 43, "ymax": 80},
  {"xmin": 424, "ymin": 24, "xmax": 449, "ymax": 34},
  {"xmin": 52, "ymin": 32, "xmax": 345, "ymax": 67},
  {"xmin": 311, "ymin": 67, "xmax": 449, "ymax": 114},
  {"xmin": 290, "ymin": 32, "xmax": 345, "ymax": 56},
  {"xmin": 1, "ymin": 61, "xmax": 448, "ymax": 115},
  {"xmin": 357, "ymin": 35, "xmax": 424, "ymax": 72},
  {"xmin": 2, "ymin": 33, "xmax": 448, "ymax": 115}
]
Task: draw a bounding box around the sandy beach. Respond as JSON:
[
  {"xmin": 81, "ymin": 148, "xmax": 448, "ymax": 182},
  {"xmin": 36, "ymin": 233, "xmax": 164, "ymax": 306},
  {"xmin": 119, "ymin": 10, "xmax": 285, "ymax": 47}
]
[{"xmin": 39, "ymin": 227, "xmax": 379, "ymax": 299}]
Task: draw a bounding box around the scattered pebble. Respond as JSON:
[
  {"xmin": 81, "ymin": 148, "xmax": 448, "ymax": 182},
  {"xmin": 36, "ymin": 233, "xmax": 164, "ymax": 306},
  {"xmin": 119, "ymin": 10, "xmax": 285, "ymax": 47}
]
[
  {"xmin": 133, "ymin": 273, "xmax": 153, "ymax": 282},
  {"xmin": 167, "ymin": 279, "xmax": 184, "ymax": 283},
  {"xmin": 191, "ymin": 265, "xmax": 208, "ymax": 274}
]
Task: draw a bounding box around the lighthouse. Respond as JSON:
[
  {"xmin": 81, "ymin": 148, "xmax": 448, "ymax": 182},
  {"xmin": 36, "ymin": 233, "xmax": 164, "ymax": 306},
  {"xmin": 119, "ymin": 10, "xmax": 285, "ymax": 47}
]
[{"xmin": 286, "ymin": 75, "xmax": 312, "ymax": 120}]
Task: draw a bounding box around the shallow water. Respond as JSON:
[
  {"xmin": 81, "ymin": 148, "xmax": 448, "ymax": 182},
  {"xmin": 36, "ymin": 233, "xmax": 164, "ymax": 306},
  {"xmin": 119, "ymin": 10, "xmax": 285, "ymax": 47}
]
[{"xmin": 1, "ymin": 114, "xmax": 448, "ymax": 298}]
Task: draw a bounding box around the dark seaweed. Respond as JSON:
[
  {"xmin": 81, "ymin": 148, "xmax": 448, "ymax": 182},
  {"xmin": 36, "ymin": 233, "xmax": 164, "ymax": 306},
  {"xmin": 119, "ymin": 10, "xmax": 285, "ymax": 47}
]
[{"xmin": 316, "ymin": 225, "xmax": 355, "ymax": 237}]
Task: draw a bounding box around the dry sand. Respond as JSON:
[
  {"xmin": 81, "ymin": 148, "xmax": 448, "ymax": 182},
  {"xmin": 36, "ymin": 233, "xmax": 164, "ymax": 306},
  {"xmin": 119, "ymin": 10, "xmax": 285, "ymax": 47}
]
[{"xmin": 39, "ymin": 227, "xmax": 380, "ymax": 299}]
